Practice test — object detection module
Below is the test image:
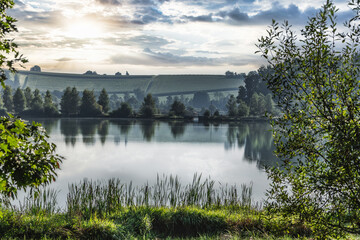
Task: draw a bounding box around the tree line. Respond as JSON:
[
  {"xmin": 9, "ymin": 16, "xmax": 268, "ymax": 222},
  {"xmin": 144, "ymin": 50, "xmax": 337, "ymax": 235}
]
[{"xmin": 1, "ymin": 83, "xmax": 277, "ymax": 119}]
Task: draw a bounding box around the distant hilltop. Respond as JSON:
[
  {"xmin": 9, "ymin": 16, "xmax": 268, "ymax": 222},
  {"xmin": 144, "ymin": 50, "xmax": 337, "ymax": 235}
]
[{"xmin": 5, "ymin": 70, "xmax": 244, "ymax": 97}]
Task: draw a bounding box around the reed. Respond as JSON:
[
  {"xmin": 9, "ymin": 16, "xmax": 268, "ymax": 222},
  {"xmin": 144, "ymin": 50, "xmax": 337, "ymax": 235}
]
[
  {"xmin": 66, "ymin": 174, "xmax": 254, "ymax": 219},
  {"xmin": 14, "ymin": 188, "xmax": 60, "ymax": 215}
]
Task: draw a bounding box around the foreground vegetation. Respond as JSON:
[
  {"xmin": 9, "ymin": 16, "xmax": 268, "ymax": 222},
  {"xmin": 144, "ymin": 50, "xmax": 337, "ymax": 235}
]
[{"xmin": 0, "ymin": 175, "xmax": 314, "ymax": 239}]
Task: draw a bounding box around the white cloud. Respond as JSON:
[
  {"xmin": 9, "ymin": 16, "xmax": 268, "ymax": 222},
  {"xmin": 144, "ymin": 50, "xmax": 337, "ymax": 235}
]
[{"xmin": 9, "ymin": 0, "xmax": 356, "ymax": 74}]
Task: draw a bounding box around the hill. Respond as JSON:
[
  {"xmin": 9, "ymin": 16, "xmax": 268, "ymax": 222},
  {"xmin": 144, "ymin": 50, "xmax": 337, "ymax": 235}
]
[{"xmin": 6, "ymin": 71, "xmax": 244, "ymax": 97}]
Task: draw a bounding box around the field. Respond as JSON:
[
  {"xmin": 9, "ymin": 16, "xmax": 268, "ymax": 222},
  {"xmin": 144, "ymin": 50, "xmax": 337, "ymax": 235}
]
[
  {"xmin": 12, "ymin": 71, "xmax": 244, "ymax": 96},
  {"xmin": 18, "ymin": 71, "xmax": 153, "ymax": 93},
  {"xmin": 149, "ymin": 75, "xmax": 244, "ymax": 96}
]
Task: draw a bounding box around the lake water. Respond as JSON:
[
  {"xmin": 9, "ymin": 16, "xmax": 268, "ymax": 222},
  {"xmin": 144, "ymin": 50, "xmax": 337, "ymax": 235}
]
[{"xmin": 25, "ymin": 118, "xmax": 279, "ymax": 205}]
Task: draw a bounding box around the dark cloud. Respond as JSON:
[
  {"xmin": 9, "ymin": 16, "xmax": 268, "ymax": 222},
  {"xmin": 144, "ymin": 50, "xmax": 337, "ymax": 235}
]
[
  {"xmin": 9, "ymin": 8, "xmax": 63, "ymax": 27},
  {"xmin": 131, "ymin": 6, "xmax": 171, "ymax": 24},
  {"xmin": 183, "ymin": 13, "xmax": 214, "ymax": 22},
  {"xmin": 226, "ymin": 8, "xmax": 249, "ymax": 22},
  {"xmin": 131, "ymin": 0, "xmax": 154, "ymax": 5},
  {"xmin": 110, "ymin": 48, "xmax": 255, "ymax": 67},
  {"xmin": 103, "ymin": 34, "xmax": 171, "ymax": 49},
  {"xmin": 95, "ymin": 0, "xmax": 122, "ymax": 5},
  {"xmin": 55, "ymin": 57, "xmax": 74, "ymax": 62}
]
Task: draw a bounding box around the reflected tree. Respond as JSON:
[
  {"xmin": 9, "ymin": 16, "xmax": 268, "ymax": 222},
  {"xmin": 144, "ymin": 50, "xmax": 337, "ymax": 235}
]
[
  {"xmin": 60, "ymin": 119, "xmax": 80, "ymax": 146},
  {"xmin": 80, "ymin": 119, "xmax": 99, "ymax": 145},
  {"xmin": 40, "ymin": 119, "xmax": 59, "ymax": 135},
  {"xmin": 225, "ymin": 123, "xmax": 249, "ymax": 150},
  {"xmin": 168, "ymin": 121, "xmax": 187, "ymax": 139},
  {"xmin": 244, "ymin": 122, "xmax": 277, "ymax": 169},
  {"xmin": 140, "ymin": 120, "xmax": 156, "ymax": 142},
  {"xmin": 97, "ymin": 120, "xmax": 109, "ymax": 145}
]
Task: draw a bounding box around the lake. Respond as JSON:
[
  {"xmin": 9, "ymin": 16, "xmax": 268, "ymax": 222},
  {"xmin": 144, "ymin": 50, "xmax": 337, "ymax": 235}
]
[{"xmin": 24, "ymin": 118, "xmax": 279, "ymax": 205}]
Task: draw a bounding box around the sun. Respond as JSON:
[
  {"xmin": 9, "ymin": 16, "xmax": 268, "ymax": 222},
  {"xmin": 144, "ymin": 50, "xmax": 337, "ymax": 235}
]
[{"xmin": 64, "ymin": 19, "xmax": 104, "ymax": 39}]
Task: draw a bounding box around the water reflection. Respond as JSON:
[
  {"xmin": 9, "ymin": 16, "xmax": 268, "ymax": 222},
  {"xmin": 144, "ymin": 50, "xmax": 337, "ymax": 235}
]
[
  {"xmin": 225, "ymin": 122, "xmax": 277, "ymax": 169},
  {"xmin": 97, "ymin": 120, "xmax": 109, "ymax": 145},
  {"xmin": 60, "ymin": 119, "xmax": 79, "ymax": 147},
  {"xmin": 80, "ymin": 120, "xmax": 99, "ymax": 146},
  {"xmin": 168, "ymin": 121, "xmax": 187, "ymax": 139},
  {"xmin": 140, "ymin": 121, "xmax": 156, "ymax": 142},
  {"xmin": 31, "ymin": 118, "xmax": 279, "ymax": 170},
  {"xmin": 244, "ymin": 123, "xmax": 277, "ymax": 169}
]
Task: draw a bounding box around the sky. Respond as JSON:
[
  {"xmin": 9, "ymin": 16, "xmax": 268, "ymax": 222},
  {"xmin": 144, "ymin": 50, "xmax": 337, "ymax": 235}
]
[{"xmin": 9, "ymin": 0, "xmax": 354, "ymax": 75}]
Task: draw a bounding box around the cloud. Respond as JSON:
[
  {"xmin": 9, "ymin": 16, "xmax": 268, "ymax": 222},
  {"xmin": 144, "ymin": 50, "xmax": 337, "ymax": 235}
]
[
  {"xmin": 109, "ymin": 47, "xmax": 253, "ymax": 67},
  {"xmin": 131, "ymin": 6, "xmax": 172, "ymax": 24},
  {"xmin": 55, "ymin": 57, "xmax": 74, "ymax": 62},
  {"xmin": 183, "ymin": 13, "xmax": 214, "ymax": 22},
  {"xmin": 95, "ymin": 0, "xmax": 122, "ymax": 5}
]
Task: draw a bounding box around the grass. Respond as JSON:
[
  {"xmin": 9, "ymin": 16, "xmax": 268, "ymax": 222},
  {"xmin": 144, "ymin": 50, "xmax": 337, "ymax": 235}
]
[
  {"xmin": 0, "ymin": 174, "xmax": 334, "ymax": 239},
  {"xmin": 150, "ymin": 75, "xmax": 243, "ymax": 95},
  {"xmin": 16, "ymin": 71, "xmax": 242, "ymax": 96}
]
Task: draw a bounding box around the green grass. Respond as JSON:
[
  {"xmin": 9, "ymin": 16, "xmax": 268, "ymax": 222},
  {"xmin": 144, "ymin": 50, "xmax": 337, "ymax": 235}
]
[
  {"xmin": 149, "ymin": 75, "xmax": 243, "ymax": 95},
  {"xmin": 20, "ymin": 72, "xmax": 152, "ymax": 93},
  {"xmin": 0, "ymin": 174, "xmax": 346, "ymax": 239},
  {"xmin": 16, "ymin": 71, "xmax": 243, "ymax": 96}
]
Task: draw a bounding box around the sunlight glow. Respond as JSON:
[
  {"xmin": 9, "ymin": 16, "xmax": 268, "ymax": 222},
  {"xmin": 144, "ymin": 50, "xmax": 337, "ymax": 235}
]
[{"xmin": 64, "ymin": 19, "xmax": 104, "ymax": 39}]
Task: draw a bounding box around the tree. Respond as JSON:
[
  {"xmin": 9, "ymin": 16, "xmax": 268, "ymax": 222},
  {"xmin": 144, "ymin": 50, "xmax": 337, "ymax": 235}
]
[
  {"xmin": 97, "ymin": 88, "xmax": 110, "ymax": 113},
  {"xmin": 70, "ymin": 87, "xmax": 80, "ymax": 115},
  {"xmin": 111, "ymin": 102, "xmax": 132, "ymax": 118},
  {"xmin": 24, "ymin": 87, "xmax": 33, "ymax": 109},
  {"xmin": 257, "ymin": 0, "xmax": 360, "ymax": 237},
  {"xmin": 140, "ymin": 94, "xmax": 156, "ymax": 118},
  {"xmin": 3, "ymin": 85, "xmax": 13, "ymax": 112},
  {"xmin": 30, "ymin": 89, "xmax": 43, "ymax": 113},
  {"xmin": 80, "ymin": 89, "xmax": 102, "ymax": 117},
  {"xmin": 13, "ymin": 87, "xmax": 25, "ymax": 114},
  {"xmin": 0, "ymin": 0, "xmax": 62, "ymax": 197},
  {"xmin": 203, "ymin": 109, "xmax": 210, "ymax": 118},
  {"xmin": 30, "ymin": 65, "xmax": 41, "ymax": 72},
  {"xmin": 264, "ymin": 93, "xmax": 274, "ymax": 114},
  {"xmin": 60, "ymin": 87, "xmax": 71, "ymax": 116},
  {"xmin": 249, "ymin": 93, "xmax": 266, "ymax": 116},
  {"xmin": 237, "ymin": 86, "xmax": 247, "ymax": 103},
  {"xmin": 192, "ymin": 91, "xmax": 210, "ymax": 108},
  {"xmin": 237, "ymin": 100, "xmax": 249, "ymax": 117},
  {"xmin": 244, "ymin": 71, "xmax": 259, "ymax": 103},
  {"xmin": 44, "ymin": 90, "xmax": 59, "ymax": 116},
  {"xmin": 226, "ymin": 95, "xmax": 237, "ymax": 117},
  {"xmin": 60, "ymin": 87, "xmax": 80, "ymax": 116},
  {"xmin": 133, "ymin": 88, "xmax": 145, "ymax": 102},
  {"xmin": 170, "ymin": 100, "xmax": 185, "ymax": 116}
]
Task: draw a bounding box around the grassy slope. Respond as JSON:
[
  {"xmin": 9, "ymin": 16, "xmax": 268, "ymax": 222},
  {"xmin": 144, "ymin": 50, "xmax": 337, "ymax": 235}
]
[
  {"xmin": 22, "ymin": 72, "xmax": 152, "ymax": 93},
  {"xmin": 149, "ymin": 75, "xmax": 243, "ymax": 95},
  {"xmin": 16, "ymin": 71, "xmax": 243, "ymax": 95}
]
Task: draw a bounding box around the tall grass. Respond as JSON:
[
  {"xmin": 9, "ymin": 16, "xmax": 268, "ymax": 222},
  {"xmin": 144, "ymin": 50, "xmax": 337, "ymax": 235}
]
[
  {"xmin": 1, "ymin": 174, "xmax": 254, "ymax": 219},
  {"xmin": 0, "ymin": 189, "xmax": 60, "ymax": 215},
  {"xmin": 66, "ymin": 174, "xmax": 254, "ymax": 219}
]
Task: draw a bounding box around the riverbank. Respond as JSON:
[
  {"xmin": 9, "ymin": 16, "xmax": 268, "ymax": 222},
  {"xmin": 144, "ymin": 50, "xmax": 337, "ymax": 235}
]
[
  {"xmin": 0, "ymin": 205, "xmax": 312, "ymax": 239},
  {"xmin": 1, "ymin": 176, "xmax": 359, "ymax": 239},
  {"xmin": 0, "ymin": 176, "xmax": 308, "ymax": 240}
]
